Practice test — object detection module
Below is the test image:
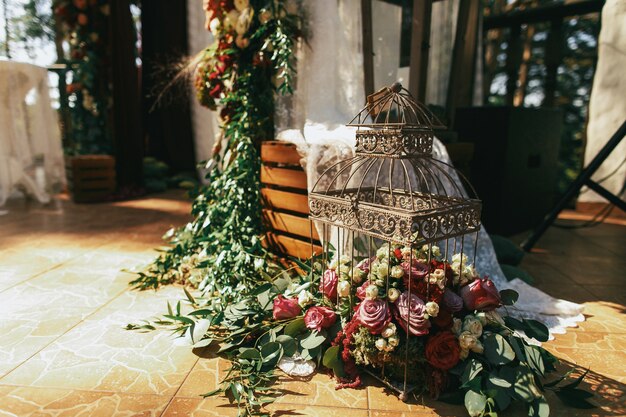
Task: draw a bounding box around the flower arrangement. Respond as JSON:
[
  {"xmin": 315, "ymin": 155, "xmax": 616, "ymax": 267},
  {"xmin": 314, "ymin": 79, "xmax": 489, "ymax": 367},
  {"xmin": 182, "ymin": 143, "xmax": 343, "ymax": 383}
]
[
  {"xmin": 53, "ymin": 0, "xmax": 112, "ymax": 155},
  {"xmin": 130, "ymin": 242, "xmax": 594, "ymax": 417}
]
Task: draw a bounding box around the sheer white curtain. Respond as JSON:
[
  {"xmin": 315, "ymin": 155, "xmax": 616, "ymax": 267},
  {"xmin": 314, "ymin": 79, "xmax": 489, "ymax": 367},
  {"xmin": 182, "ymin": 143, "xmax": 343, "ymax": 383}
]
[
  {"xmin": 276, "ymin": 0, "xmax": 584, "ymax": 337},
  {"xmin": 579, "ymin": 0, "xmax": 626, "ymax": 203},
  {"xmin": 0, "ymin": 60, "xmax": 65, "ymax": 208}
]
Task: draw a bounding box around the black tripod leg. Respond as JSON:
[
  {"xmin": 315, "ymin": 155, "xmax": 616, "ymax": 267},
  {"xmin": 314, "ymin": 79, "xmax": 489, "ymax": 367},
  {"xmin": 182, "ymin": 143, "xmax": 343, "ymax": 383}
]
[{"xmin": 521, "ymin": 120, "xmax": 626, "ymax": 252}]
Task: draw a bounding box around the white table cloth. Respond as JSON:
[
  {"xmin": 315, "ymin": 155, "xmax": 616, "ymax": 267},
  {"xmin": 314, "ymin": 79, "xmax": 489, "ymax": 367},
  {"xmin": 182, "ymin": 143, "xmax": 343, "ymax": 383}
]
[{"xmin": 0, "ymin": 60, "xmax": 65, "ymax": 207}]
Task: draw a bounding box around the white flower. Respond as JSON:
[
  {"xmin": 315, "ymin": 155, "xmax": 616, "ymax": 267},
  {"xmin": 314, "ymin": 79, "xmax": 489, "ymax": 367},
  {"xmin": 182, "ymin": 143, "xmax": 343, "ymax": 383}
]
[
  {"xmin": 375, "ymin": 338, "xmax": 387, "ymax": 351},
  {"xmin": 337, "ymin": 281, "xmax": 351, "ymax": 298},
  {"xmin": 383, "ymin": 343, "xmax": 395, "ymax": 352},
  {"xmin": 339, "ymin": 255, "xmax": 351, "ymax": 265},
  {"xmin": 431, "ymin": 268, "xmax": 446, "ymax": 289},
  {"xmin": 431, "ymin": 245, "xmax": 441, "ymax": 257},
  {"xmin": 390, "ymin": 266, "xmax": 404, "ymax": 279},
  {"xmin": 451, "ymin": 318, "xmax": 462, "ymax": 335},
  {"xmin": 387, "ymin": 288, "xmax": 401, "ymax": 303},
  {"xmin": 463, "ymin": 316, "xmax": 483, "ymax": 337},
  {"xmin": 365, "ymin": 285, "xmax": 379, "ymax": 300},
  {"xmin": 234, "ymin": 0, "xmax": 249, "ymax": 12},
  {"xmin": 425, "ymin": 302, "xmax": 440, "ymax": 318},
  {"xmin": 452, "ymin": 253, "xmax": 468, "ymax": 265},
  {"xmin": 328, "ymin": 259, "xmax": 338, "ymax": 271},
  {"xmin": 387, "ymin": 336, "xmax": 400, "ymax": 347},
  {"xmin": 381, "ymin": 323, "xmax": 396, "ymax": 338},
  {"xmin": 400, "ymin": 247, "xmax": 413, "ymax": 260},
  {"xmin": 376, "ymin": 244, "xmax": 390, "ymax": 259},
  {"xmin": 209, "ymin": 17, "xmax": 221, "ymax": 35},
  {"xmin": 297, "ymin": 290, "xmax": 314, "ymax": 307},
  {"xmin": 458, "ymin": 331, "xmax": 479, "ymax": 350},
  {"xmin": 339, "ymin": 264, "xmax": 351, "ymax": 275},
  {"xmin": 375, "ymin": 279, "xmax": 385, "ymax": 287},
  {"xmin": 376, "ymin": 261, "xmax": 389, "ymax": 278}
]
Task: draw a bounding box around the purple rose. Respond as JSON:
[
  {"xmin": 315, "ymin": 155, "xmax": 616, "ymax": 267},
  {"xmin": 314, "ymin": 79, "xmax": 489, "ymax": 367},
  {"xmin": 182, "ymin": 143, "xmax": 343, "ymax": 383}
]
[
  {"xmin": 394, "ymin": 291, "xmax": 430, "ymax": 336},
  {"xmin": 460, "ymin": 278, "xmax": 501, "ymax": 311},
  {"xmin": 357, "ymin": 256, "xmax": 376, "ymax": 274},
  {"xmin": 319, "ymin": 269, "xmax": 338, "ymax": 299},
  {"xmin": 400, "ymin": 260, "xmax": 429, "ymax": 280},
  {"xmin": 355, "ymin": 298, "xmax": 391, "ymax": 334},
  {"xmin": 443, "ymin": 289, "xmax": 464, "ymax": 312}
]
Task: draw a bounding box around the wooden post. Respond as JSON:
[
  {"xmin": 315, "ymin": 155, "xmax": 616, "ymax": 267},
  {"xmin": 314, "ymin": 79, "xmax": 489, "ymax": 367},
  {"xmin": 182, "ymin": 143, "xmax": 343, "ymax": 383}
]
[
  {"xmin": 361, "ymin": 0, "xmax": 375, "ymax": 97},
  {"xmin": 446, "ymin": 0, "xmax": 480, "ymax": 124},
  {"xmin": 543, "ymin": 18, "xmax": 563, "ymax": 107},
  {"xmin": 408, "ymin": 0, "xmax": 432, "ymax": 102}
]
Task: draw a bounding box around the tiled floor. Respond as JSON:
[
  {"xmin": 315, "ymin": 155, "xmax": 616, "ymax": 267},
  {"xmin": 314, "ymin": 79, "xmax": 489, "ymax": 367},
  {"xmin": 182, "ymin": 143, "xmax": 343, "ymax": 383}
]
[{"xmin": 0, "ymin": 192, "xmax": 624, "ymax": 417}]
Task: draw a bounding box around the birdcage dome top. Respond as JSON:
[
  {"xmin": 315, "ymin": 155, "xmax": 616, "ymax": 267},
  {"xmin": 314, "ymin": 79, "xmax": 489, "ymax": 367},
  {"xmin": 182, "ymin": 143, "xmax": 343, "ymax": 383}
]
[
  {"xmin": 309, "ymin": 84, "xmax": 481, "ymax": 246},
  {"xmin": 347, "ymin": 83, "xmax": 445, "ymax": 158}
]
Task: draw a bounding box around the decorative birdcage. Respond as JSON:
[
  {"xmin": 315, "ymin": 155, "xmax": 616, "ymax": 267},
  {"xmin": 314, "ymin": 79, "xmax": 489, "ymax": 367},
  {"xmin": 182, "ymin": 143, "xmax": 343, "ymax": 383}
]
[{"xmin": 308, "ymin": 83, "xmax": 483, "ymax": 400}]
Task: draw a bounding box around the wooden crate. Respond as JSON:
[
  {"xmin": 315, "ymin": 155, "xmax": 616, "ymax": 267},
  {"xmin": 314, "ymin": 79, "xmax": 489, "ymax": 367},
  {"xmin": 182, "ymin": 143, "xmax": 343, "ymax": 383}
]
[
  {"xmin": 66, "ymin": 155, "xmax": 116, "ymax": 203},
  {"xmin": 261, "ymin": 141, "xmax": 321, "ymax": 259}
]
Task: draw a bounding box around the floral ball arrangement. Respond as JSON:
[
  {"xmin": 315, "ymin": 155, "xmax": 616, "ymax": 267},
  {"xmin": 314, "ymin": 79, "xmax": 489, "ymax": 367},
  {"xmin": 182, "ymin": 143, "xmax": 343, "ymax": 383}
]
[{"xmin": 53, "ymin": 0, "xmax": 111, "ymax": 154}]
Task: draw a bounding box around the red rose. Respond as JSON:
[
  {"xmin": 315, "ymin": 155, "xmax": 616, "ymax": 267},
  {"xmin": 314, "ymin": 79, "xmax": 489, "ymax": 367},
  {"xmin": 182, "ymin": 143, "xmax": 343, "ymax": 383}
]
[
  {"xmin": 272, "ymin": 295, "xmax": 301, "ymax": 320},
  {"xmin": 401, "ymin": 260, "xmax": 429, "ymax": 280},
  {"xmin": 460, "ymin": 278, "xmax": 501, "ymax": 311},
  {"xmin": 304, "ymin": 306, "xmax": 337, "ymax": 332},
  {"xmin": 404, "ymin": 276, "xmax": 445, "ymax": 304},
  {"xmin": 208, "ymin": 82, "xmax": 223, "ymax": 98},
  {"xmin": 394, "ymin": 291, "xmax": 430, "ymax": 336},
  {"xmin": 319, "ymin": 269, "xmax": 338, "ymax": 299},
  {"xmin": 393, "ymin": 248, "xmax": 403, "ymax": 260},
  {"xmin": 355, "ymin": 298, "xmax": 391, "ymax": 334},
  {"xmin": 425, "ymin": 331, "xmax": 461, "ymax": 370}
]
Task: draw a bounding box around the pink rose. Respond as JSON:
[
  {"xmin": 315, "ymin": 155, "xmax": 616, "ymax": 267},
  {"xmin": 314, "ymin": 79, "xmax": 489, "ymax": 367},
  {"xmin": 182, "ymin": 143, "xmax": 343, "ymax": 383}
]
[
  {"xmin": 356, "ymin": 281, "xmax": 371, "ymax": 300},
  {"xmin": 272, "ymin": 295, "xmax": 301, "ymax": 320},
  {"xmin": 355, "ymin": 298, "xmax": 391, "ymax": 334},
  {"xmin": 460, "ymin": 278, "xmax": 501, "ymax": 311},
  {"xmin": 401, "ymin": 260, "xmax": 429, "ymax": 280},
  {"xmin": 443, "ymin": 289, "xmax": 463, "ymax": 312},
  {"xmin": 357, "ymin": 256, "xmax": 376, "ymax": 274},
  {"xmin": 394, "ymin": 291, "xmax": 430, "ymax": 336},
  {"xmin": 319, "ymin": 269, "xmax": 338, "ymax": 299},
  {"xmin": 304, "ymin": 306, "xmax": 337, "ymax": 332}
]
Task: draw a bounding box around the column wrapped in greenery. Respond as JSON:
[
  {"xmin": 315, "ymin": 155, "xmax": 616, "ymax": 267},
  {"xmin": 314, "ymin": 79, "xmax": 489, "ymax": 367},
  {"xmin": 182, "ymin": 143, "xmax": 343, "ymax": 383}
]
[
  {"xmin": 131, "ymin": 0, "xmax": 300, "ymax": 302},
  {"xmin": 53, "ymin": 0, "xmax": 111, "ymax": 155}
]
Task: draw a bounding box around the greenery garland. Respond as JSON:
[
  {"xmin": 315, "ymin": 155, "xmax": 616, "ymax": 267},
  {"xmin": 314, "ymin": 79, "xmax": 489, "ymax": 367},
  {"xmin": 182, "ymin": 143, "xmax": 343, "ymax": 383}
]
[{"xmin": 130, "ymin": 0, "xmax": 301, "ymax": 303}]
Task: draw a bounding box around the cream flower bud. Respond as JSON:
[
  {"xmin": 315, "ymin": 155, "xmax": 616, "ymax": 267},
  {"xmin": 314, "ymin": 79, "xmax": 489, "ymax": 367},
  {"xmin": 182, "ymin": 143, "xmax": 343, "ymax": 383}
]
[
  {"xmin": 235, "ymin": 35, "xmax": 249, "ymax": 49},
  {"xmin": 463, "ymin": 316, "xmax": 483, "ymax": 337},
  {"xmin": 452, "ymin": 253, "xmax": 468, "ymax": 265},
  {"xmin": 377, "ymin": 261, "xmax": 389, "ymax": 278},
  {"xmin": 425, "ymin": 301, "xmax": 440, "ymax": 318},
  {"xmin": 458, "ymin": 331, "xmax": 479, "ymax": 350},
  {"xmin": 337, "ymin": 280, "xmax": 351, "ymax": 298},
  {"xmin": 387, "ymin": 288, "xmax": 401, "ymax": 303},
  {"xmin": 339, "ymin": 255, "xmax": 351, "ymax": 265},
  {"xmin": 390, "ymin": 266, "xmax": 404, "ymax": 279},
  {"xmin": 388, "ymin": 336, "xmax": 400, "ymax": 347},
  {"xmin": 223, "ymin": 9, "xmax": 240, "ymax": 31},
  {"xmin": 431, "ymin": 245, "xmax": 441, "ymax": 257},
  {"xmin": 451, "ymin": 318, "xmax": 463, "ymax": 335},
  {"xmin": 375, "ymin": 338, "xmax": 387, "ymax": 351},
  {"xmin": 328, "ymin": 259, "xmax": 338, "ymax": 271},
  {"xmin": 381, "ymin": 323, "xmax": 396, "ymax": 338},
  {"xmin": 365, "ymin": 285, "xmax": 379, "ymax": 300},
  {"xmin": 383, "ymin": 343, "xmax": 395, "ymax": 352},
  {"xmin": 376, "ymin": 245, "xmax": 389, "ymax": 259},
  {"xmin": 351, "ymin": 269, "xmax": 364, "ymax": 284},
  {"xmin": 258, "ymin": 9, "xmax": 272, "ymax": 24},
  {"xmin": 297, "ymin": 290, "xmax": 314, "ymax": 307},
  {"xmin": 485, "ymin": 310, "xmax": 505, "ymax": 326},
  {"xmin": 234, "ymin": 0, "xmax": 249, "ymax": 12},
  {"xmin": 375, "ymin": 279, "xmax": 385, "ymax": 287},
  {"xmin": 339, "ymin": 264, "xmax": 351, "ymax": 275}
]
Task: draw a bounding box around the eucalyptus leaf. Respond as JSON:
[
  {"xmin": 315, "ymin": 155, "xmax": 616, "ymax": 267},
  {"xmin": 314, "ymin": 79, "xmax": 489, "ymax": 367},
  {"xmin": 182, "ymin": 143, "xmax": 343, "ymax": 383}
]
[
  {"xmin": 523, "ymin": 319, "xmax": 550, "ymax": 342},
  {"xmin": 322, "ymin": 345, "xmax": 345, "ymax": 378},
  {"xmin": 461, "ymin": 359, "xmax": 483, "ymax": 388},
  {"xmin": 284, "ymin": 318, "xmax": 306, "ymax": 337},
  {"xmin": 276, "ymin": 335, "xmax": 297, "ymax": 357},
  {"xmin": 464, "ymin": 390, "xmax": 487, "ymax": 417},
  {"xmin": 528, "ymin": 396, "xmax": 550, "ymax": 417},
  {"xmin": 300, "ymin": 331, "xmax": 327, "ymax": 350},
  {"xmin": 483, "ymin": 333, "xmax": 516, "ymax": 365}
]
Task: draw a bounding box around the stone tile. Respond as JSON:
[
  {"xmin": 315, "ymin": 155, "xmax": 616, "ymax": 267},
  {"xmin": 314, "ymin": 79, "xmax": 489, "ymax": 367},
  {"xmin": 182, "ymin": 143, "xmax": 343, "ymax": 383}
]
[
  {"xmin": 162, "ymin": 397, "xmax": 369, "ymax": 417},
  {"xmin": 574, "ymin": 302, "xmax": 626, "ymax": 334},
  {"xmin": 0, "ymin": 385, "xmax": 169, "ymax": 416},
  {"xmin": 0, "ymin": 287, "xmax": 198, "ymax": 396},
  {"xmin": 548, "ymin": 331, "xmax": 626, "ymax": 351}
]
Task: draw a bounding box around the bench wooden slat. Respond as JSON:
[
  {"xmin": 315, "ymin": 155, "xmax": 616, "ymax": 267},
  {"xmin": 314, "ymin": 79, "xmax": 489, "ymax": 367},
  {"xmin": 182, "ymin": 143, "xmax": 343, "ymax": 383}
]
[
  {"xmin": 262, "ymin": 209, "xmax": 319, "ymax": 241},
  {"xmin": 261, "ymin": 141, "xmax": 302, "ymax": 166},
  {"xmin": 261, "ymin": 166, "xmax": 308, "ymax": 190}
]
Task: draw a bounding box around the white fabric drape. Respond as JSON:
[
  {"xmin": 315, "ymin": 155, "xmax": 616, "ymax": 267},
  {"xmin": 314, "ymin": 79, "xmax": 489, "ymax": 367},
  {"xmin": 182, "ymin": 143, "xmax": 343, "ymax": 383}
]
[
  {"xmin": 277, "ymin": 0, "xmax": 584, "ymax": 337},
  {"xmin": 579, "ymin": 0, "xmax": 626, "ymax": 203},
  {"xmin": 187, "ymin": 0, "xmax": 220, "ymax": 182},
  {"xmin": 0, "ymin": 60, "xmax": 65, "ymax": 207}
]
